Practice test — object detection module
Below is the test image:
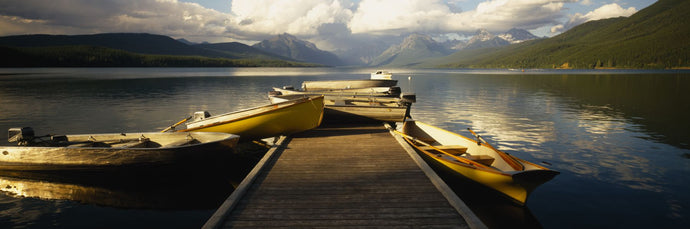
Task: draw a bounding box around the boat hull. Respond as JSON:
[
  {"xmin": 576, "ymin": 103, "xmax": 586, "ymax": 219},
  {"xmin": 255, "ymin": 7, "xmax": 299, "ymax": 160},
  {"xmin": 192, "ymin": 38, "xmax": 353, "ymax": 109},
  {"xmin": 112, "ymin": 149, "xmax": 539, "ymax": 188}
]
[
  {"xmin": 0, "ymin": 132, "xmax": 239, "ymax": 171},
  {"xmin": 401, "ymin": 121, "xmax": 558, "ymax": 205},
  {"xmin": 301, "ymin": 79, "xmax": 397, "ymax": 91},
  {"xmin": 272, "ymin": 87, "xmax": 398, "ymax": 97},
  {"xmin": 325, "ymin": 105, "xmax": 409, "ymax": 123},
  {"xmin": 269, "ymin": 94, "xmax": 410, "ymax": 123},
  {"xmin": 181, "ymin": 96, "xmax": 324, "ymax": 140}
]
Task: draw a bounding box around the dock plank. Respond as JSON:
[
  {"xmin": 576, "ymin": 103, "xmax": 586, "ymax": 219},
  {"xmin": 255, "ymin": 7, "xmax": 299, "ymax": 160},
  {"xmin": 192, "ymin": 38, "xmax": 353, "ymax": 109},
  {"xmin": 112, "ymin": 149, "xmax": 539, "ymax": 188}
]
[{"xmin": 207, "ymin": 124, "xmax": 482, "ymax": 228}]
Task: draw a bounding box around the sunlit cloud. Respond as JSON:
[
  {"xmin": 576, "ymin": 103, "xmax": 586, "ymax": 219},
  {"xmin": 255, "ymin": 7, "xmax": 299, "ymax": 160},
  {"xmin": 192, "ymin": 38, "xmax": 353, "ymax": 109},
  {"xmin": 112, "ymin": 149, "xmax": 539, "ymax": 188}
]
[
  {"xmin": 0, "ymin": 0, "xmax": 234, "ymax": 42},
  {"xmin": 350, "ymin": 0, "xmax": 456, "ymax": 34},
  {"xmin": 551, "ymin": 3, "xmax": 637, "ymax": 34},
  {"xmin": 0, "ymin": 0, "xmax": 644, "ymax": 45},
  {"xmin": 454, "ymin": 0, "xmax": 572, "ymax": 32},
  {"xmin": 230, "ymin": 0, "xmax": 354, "ymax": 39},
  {"xmin": 350, "ymin": 0, "xmax": 572, "ymax": 34}
]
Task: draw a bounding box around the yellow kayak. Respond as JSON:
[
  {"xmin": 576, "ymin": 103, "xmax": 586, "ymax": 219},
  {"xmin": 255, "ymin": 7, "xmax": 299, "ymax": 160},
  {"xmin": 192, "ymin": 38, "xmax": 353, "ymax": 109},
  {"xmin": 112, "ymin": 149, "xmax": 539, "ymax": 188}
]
[
  {"xmin": 398, "ymin": 120, "xmax": 559, "ymax": 205},
  {"xmin": 178, "ymin": 96, "xmax": 324, "ymax": 140}
]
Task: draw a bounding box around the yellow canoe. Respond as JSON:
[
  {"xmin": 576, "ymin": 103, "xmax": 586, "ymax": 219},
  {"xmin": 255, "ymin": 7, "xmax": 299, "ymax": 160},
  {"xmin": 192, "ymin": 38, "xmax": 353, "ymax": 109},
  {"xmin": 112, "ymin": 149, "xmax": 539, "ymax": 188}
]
[
  {"xmin": 178, "ymin": 95, "xmax": 324, "ymax": 140},
  {"xmin": 398, "ymin": 120, "xmax": 559, "ymax": 205}
]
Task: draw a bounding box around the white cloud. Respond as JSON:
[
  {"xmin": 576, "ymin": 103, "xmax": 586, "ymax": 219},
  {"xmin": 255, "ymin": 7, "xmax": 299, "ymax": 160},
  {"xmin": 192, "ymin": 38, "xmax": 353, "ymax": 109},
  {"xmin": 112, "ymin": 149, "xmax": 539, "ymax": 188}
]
[
  {"xmin": 0, "ymin": 0, "xmax": 641, "ymax": 46},
  {"xmin": 350, "ymin": 0, "xmax": 572, "ymax": 35},
  {"xmin": 579, "ymin": 3, "xmax": 637, "ymax": 21},
  {"xmin": 0, "ymin": 0, "xmax": 235, "ymax": 42},
  {"xmin": 552, "ymin": 3, "xmax": 637, "ymax": 34},
  {"xmin": 231, "ymin": 0, "xmax": 353, "ymax": 37},
  {"xmin": 350, "ymin": 0, "xmax": 454, "ymax": 34},
  {"xmin": 457, "ymin": 0, "xmax": 570, "ymax": 31}
]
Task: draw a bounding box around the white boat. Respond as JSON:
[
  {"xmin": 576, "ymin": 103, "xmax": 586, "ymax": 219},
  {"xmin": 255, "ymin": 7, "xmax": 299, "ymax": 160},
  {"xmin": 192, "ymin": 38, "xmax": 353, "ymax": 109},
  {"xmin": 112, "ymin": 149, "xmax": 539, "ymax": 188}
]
[
  {"xmin": 272, "ymin": 86, "xmax": 400, "ymax": 97},
  {"xmin": 301, "ymin": 79, "xmax": 397, "ymax": 91},
  {"xmin": 271, "ymin": 86, "xmax": 415, "ymax": 104},
  {"xmin": 371, "ymin": 70, "xmax": 393, "ymax": 80}
]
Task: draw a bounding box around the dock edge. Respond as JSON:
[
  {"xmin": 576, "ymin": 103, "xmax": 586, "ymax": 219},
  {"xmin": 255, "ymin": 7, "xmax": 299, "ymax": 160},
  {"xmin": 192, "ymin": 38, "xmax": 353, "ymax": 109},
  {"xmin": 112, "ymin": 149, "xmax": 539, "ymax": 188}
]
[{"xmin": 202, "ymin": 135, "xmax": 290, "ymax": 229}]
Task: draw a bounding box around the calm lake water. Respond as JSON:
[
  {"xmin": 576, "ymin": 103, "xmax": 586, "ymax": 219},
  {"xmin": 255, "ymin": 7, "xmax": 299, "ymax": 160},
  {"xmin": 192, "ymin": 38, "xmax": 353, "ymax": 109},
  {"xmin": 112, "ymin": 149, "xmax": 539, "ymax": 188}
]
[{"xmin": 0, "ymin": 68, "xmax": 689, "ymax": 228}]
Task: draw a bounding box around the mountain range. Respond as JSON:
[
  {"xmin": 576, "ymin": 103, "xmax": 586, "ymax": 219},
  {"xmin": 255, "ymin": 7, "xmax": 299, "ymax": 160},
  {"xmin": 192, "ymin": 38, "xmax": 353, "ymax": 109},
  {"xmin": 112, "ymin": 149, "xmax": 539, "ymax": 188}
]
[
  {"xmin": 252, "ymin": 33, "xmax": 343, "ymax": 66},
  {"xmin": 0, "ymin": 0, "xmax": 686, "ymax": 69},
  {"xmin": 427, "ymin": 0, "xmax": 689, "ymax": 69},
  {"xmin": 370, "ymin": 28, "xmax": 540, "ymax": 67},
  {"xmin": 0, "ymin": 33, "xmax": 318, "ymax": 67},
  {"xmin": 370, "ymin": 34, "xmax": 453, "ymax": 67},
  {"xmin": 0, "ymin": 33, "xmax": 292, "ymax": 61}
]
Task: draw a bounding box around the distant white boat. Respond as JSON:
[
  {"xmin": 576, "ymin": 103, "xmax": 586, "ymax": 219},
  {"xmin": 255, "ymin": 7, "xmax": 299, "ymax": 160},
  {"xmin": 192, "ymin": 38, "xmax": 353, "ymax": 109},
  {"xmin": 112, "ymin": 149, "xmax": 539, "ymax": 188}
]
[{"xmin": 371, "ymin": 70, "xmax": 393, "ymax": 80}]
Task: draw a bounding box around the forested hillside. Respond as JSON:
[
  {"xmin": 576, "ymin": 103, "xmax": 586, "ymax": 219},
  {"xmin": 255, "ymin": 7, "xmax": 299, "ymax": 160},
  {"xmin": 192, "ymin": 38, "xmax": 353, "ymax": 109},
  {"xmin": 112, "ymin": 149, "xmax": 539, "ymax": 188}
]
[
  {"xmin": 0, "ymin": 33, "xmax": 318, "ymax": 67},
  {"xmin": 431, "ymin": 0, "xmax": 689, "ymax": 69},
  {"xmin": 0, "ymin": 45, "xmax": 317, "ymax": 67}
]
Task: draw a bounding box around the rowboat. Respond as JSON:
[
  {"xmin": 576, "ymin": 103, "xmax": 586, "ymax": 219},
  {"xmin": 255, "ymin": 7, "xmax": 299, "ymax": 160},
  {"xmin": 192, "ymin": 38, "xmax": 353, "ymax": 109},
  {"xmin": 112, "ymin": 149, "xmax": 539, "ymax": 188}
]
[
  {"xmin": 178, "ymin": 95, "xmax": 324, "ymax": 140},
  {"xmin": 269, "ymin": 94, "xmax": 411, "ymax": 123},
  {"xmin": 272, "ymin": 86, "xmax": 401, "ymax": 97},
  {"xmin": 301, "ymin": 79, "xmax": 397, "ymax": 91},
  {"xmin": 396, "ymin": 120, "xmax": 559, "ymax": 205},
  {"xmin": 371, "ymin": 70, "xmax": 393, "ymax": 80},
  {"xmin": 0, "ymin": 127, "xmax": 239, "ymax": 171},
  {"xmin": 272, "ymin": 86, "xmax": 416, "ymax": 104}
]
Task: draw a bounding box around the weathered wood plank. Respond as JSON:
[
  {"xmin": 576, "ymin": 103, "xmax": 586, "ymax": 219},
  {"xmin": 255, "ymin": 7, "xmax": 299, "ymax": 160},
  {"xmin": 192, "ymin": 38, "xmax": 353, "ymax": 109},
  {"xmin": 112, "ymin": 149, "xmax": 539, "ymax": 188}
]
[
  {"xmin": 226, "ymin": 218, "xmax": 467, "ymax": 228},
  {"xmin": 207, "ymin": 124, "xmax": 481, "ymax": 228}
]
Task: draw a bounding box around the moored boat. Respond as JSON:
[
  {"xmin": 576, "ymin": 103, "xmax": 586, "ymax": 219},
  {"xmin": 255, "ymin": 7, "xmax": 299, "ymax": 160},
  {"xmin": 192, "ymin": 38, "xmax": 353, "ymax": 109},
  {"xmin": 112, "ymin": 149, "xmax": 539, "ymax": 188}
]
[
  {"xmin": 371, "ymin": 70, "xmax": 393, "ymax": 80},
  {"xmin": 177, "ymin": 95, "xmax": 325, "ymax": 140},
  {"xmin": 0, "ymin": 127, "xmax": 239, "ymax": 171},
  {"xmin": 272, "ymin": 86, "xmax": 401, "ymax": 97},
  {"xmin": 272, "ymin": 86, "xmax": 416, "ymax": 103},
  {"xmin": 269, "ymin": 94, "xmax": 411, "ymax": 123},
  {"xmin": 301, "ymin": 79, "xmax": 397, "ymax": 91},
  {"xmin": 395, "ymin": 120, "xmax": 559, "ymax": 205}
]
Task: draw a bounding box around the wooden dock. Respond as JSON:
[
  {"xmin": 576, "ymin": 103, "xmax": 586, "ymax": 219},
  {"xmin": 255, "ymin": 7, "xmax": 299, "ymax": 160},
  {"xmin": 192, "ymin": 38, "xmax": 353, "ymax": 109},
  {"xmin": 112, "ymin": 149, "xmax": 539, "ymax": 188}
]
[{"xmin": 203, "ymin": 124, "xmax": 485, "ymax": 228}]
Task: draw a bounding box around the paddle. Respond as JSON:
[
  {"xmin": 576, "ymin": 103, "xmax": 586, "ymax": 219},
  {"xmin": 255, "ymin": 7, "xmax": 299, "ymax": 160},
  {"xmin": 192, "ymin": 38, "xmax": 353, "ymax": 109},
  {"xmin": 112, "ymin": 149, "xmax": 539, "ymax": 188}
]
[
  {"xmin": 161, "ymin": 116, "xmax": 192, "ymax": 133},
  {"xmin": 392, "ymin": 129, "xmax": 494, "ymax": 170},
  {"xmin": 467, "ymin": 128, "xmax": 524, "ymax": 171},
  {"xmin": 467, "ymin": 128, "xmax": 487, "ymax": 145}
]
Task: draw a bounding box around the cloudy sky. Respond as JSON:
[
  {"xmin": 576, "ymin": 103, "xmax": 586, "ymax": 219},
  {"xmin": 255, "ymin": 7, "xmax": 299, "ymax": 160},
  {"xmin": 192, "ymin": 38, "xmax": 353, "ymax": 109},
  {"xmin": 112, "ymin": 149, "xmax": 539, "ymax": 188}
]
[{"xmin": 0, "ymin": 0, "xmax": 654, "ymax": 50}]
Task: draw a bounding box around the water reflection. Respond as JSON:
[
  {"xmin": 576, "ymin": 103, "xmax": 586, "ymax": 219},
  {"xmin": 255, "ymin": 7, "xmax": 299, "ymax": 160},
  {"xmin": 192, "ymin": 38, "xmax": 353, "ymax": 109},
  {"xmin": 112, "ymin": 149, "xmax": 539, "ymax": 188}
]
[
  {"xmin": 410, "ymin": 73, "xmax": 689, "ymax": 192},
  {"xmin": 437, "ymin": 169, "xmax": 544, "ymax": 229},
  {"xmin": 405, "ymin": 71, "xmax": 690, "ymax": 228},
  {"xmin": 0, "ymin": 170, "xmax": 235, "ymax": 210},
  {"xmin": 0, "ymin": 141, "xmax": 268, "ymax": 211},
  {"xmin": 0, "ymin": 139, "xmax": 265, "ymax": 228},
  {"xmin": 1, "ymin": 68, "xmax": 689, "ymax": 228}
]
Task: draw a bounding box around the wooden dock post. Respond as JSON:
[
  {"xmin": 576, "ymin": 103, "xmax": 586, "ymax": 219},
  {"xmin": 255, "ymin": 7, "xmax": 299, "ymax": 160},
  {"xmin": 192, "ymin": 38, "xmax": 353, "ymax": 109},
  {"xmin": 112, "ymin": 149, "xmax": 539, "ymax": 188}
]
[{"xmin": 203, "ymin": 124, "xmax": 486, "ymax": 228}]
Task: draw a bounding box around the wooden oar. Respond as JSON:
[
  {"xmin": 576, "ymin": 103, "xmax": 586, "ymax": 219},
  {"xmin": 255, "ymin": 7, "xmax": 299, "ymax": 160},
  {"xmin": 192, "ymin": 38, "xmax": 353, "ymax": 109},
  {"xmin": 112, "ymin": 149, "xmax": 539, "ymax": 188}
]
[
  {"xmin": 393, "ymin": 130, "xmax": 494, "ymax": 170},
  {"xmin": 62, "ymin": 137, "xmax": 143, "ymax": 147},
  {"xmin": 467, "ymin": 128, "xmax": 524, "ymax": 171},
  {"xmin": 161, "ymin": 116, "xmax": 192, "ymax": 133}
]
